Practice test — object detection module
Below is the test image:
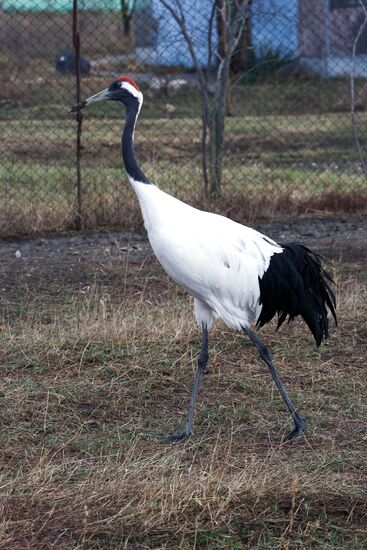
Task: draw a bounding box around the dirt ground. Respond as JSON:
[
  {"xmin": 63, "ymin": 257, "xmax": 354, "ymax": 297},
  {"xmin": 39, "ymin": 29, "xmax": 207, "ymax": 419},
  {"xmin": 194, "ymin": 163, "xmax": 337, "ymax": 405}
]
[
  {"xmin": 1, "ymin": 217, "xmax": 366, "ymax": 301},
  {"xmin": 1, "ymin": 217, "xmax": 366, "ymax": 548}
]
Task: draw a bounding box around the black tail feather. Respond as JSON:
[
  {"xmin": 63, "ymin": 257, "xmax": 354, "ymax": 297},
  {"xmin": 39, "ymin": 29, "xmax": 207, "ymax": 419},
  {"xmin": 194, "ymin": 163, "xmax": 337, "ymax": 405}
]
[{"xmin": 257, "ymin": 243, "xmax": 337, "ymax": 347}]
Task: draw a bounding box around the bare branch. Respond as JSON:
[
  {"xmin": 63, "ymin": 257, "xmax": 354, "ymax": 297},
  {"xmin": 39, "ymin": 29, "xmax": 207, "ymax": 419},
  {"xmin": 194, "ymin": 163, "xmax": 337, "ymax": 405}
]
[
  {"xmin": 207, "ymin": 0, "xmax": 218, "ymax": 71},
  {"xmin": 157, "ymin": 0, "xmax": 206, "ymax": 92},
  {"xmin": 156, "ymin": 0, "xmax": 253, "ymax": 195},
  {"xmin": 351, "ymin": 0, "xmax": 367, "ymax": 178},
  {"xmin": 227, "ymin": 0, "xmax": 251, "ymax": 57}
]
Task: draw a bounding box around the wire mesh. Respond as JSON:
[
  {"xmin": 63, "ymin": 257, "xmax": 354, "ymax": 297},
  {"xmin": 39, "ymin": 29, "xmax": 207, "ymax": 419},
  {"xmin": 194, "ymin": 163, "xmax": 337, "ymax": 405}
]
[{"xmin": 1, "ymin": 0, "xmax": 366, "ymax": 235}]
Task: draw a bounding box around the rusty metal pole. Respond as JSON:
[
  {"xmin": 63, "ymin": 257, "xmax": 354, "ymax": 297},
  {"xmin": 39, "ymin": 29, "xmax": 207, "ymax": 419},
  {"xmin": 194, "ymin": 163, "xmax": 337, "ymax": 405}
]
[{"xmin": 73, "ymin": 0, "xmax": 83, "ymax": 230}]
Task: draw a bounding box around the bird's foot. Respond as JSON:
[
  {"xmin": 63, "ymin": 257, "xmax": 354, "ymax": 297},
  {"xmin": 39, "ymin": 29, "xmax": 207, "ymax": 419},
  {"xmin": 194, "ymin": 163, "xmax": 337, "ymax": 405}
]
[
  {"xmin": 281, "ymin": 417, "xmax": 305, "ymax": 443},
  {"xmin": 159, "ymin": 428, "xmax": 192, "ymax": 444}
]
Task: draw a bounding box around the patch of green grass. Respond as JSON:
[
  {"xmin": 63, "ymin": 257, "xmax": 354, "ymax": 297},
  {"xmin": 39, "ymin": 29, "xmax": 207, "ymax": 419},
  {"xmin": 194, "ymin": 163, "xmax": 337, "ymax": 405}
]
[
  {"xmin": 2, "ymin": 75, "xmax": 366, "ymax": 120},
  {"xmin": 2, "ymin": 98, "xmax": 367, "ymax": 233}
]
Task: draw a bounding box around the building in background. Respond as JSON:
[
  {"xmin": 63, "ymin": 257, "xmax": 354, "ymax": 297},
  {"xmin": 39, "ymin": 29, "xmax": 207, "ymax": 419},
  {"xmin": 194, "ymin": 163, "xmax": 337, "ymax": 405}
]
[
  {"xmin": 299, "ymin": 0, "xmax": 367, "ymax": 77},
  {"xmin": 151, "ymin": 0, "xmax": 298, "ymax": 68},
  {"xmin": 2, "ymin": 0, "xmax": 367, "ymax": 76}
]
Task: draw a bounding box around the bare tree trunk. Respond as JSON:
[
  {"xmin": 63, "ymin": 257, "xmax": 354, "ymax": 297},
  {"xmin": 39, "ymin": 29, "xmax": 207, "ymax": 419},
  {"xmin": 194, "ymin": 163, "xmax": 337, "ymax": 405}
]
[
  {"xmin": 207, "ymin": 0, "xmax": 249, "ymax": 195},
  {"xmin": 216, "ymin": 0, "xmax": 227, "ymax": 60},
  {"xmin": 351, "ymin": 0, "xmax": 367, "ymax": 178},
  {"xmin": 231, "ymin": 0, "xmax": 253, "ymax": 73},
  {"xmin": 208, "ymin": 54, "xmax": 230, "ymax": 196},
  {"xmin": 216, "ymin": 0, "xmax": 232, "ymax": 115},
  {"xmin": 157, "ymin": 0, "xmax": 250, "ymax": 197},
  {"xmin": 200, "ymin": 90, "xmax": 210, "ymax": 195},
  {"xmin": 120, "ymin": 0, "xmax": 133, "ymax": 37}
]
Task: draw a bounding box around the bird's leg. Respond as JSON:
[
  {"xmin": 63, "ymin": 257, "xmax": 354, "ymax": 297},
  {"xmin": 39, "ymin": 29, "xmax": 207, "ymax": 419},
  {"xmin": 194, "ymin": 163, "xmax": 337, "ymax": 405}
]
[
  {"xmin": 243, "ymin": 326, "xmax": 305, "ymax": 442},
  {"xmin": 162, "ymin": 325, "xmax": 209, "ymax": 443}
]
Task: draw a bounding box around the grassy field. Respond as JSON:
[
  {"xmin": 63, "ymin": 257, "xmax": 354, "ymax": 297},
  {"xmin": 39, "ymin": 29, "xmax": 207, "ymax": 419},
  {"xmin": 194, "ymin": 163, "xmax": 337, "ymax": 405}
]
[
  {"xmin": 1, "ymin": 75, "xmax": 367, "ymax": 234},
  {"xmin": 1, "ymin": 225, "xmax": 366, "ymax": 548}
]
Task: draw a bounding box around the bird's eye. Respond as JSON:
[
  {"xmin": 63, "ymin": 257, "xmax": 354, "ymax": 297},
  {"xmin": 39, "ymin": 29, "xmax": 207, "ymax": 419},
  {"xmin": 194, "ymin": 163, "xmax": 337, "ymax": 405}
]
[{"xmin": 111, "ymin": 81, "xmax": 122, "ymax": 89}]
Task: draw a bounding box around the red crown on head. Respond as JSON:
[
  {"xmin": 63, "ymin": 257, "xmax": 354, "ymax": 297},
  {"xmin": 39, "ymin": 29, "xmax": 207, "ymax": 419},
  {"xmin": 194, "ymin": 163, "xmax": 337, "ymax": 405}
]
[{"xmin": 116, "ymin": 76, "xmax": 140, "ymax": 91}]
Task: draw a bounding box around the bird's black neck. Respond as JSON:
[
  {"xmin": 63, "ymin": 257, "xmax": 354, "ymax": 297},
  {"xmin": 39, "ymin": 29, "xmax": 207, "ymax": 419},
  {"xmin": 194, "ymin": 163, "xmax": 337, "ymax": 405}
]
[{"xmin": 122, "ymin": 101, "xmax": 150, "ymax": 184}]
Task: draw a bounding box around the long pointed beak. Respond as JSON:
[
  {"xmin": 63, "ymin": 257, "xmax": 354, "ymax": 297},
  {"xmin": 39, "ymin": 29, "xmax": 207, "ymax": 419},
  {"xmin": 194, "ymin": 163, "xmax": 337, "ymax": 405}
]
[{"xmin": 68, "ymin": 88, "xmax": 110, "ymax": 113}]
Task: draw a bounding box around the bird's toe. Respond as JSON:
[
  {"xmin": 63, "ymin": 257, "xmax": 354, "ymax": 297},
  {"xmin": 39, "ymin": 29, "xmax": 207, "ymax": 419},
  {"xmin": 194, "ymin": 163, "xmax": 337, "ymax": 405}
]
[
  {"xmin": 159, "ymin": 429, "xmax": 192, "ymax": 444},
  {"xmin": 281, "ymin": 425, "xmax": 304, "ymax": 443}
]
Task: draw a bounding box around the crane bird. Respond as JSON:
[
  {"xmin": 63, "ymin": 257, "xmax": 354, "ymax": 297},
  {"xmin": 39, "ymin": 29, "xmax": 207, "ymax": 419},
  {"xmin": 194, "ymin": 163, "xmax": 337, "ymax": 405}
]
[{"xmin": 69, "ymin": 77, "xmax": 337, "ymax": 443}]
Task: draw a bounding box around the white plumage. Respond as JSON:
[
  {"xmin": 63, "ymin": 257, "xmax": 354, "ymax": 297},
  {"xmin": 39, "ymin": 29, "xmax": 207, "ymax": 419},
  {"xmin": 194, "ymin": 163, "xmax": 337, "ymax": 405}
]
[
  {"xmin": 70, "ymin": 76, "xmax": 337, "ymax": 444},
  {"xmin": 131, "ymin": 179, "xmax": 281, "ymax": 331}
]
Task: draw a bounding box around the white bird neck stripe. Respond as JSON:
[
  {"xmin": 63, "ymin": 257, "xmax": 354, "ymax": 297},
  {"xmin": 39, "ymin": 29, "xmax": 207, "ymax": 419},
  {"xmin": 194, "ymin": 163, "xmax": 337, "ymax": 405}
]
[{"xmin": 121, "ymin": 82, "xmax": 143, "ymax": 112}]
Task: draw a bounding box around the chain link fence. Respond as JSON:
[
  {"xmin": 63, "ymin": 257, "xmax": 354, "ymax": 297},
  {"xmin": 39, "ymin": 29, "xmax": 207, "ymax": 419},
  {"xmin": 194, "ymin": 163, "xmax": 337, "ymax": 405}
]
[{"xmin": 1, "ymin": 0, "xmax": 367, "ymax": 235}]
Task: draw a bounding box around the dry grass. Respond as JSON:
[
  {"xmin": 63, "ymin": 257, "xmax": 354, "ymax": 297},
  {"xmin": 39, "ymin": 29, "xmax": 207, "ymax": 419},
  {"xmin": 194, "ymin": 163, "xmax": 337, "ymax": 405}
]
[{"xmin": 0, "ymin": 240, "xmax": 366, "ymax": 548}]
